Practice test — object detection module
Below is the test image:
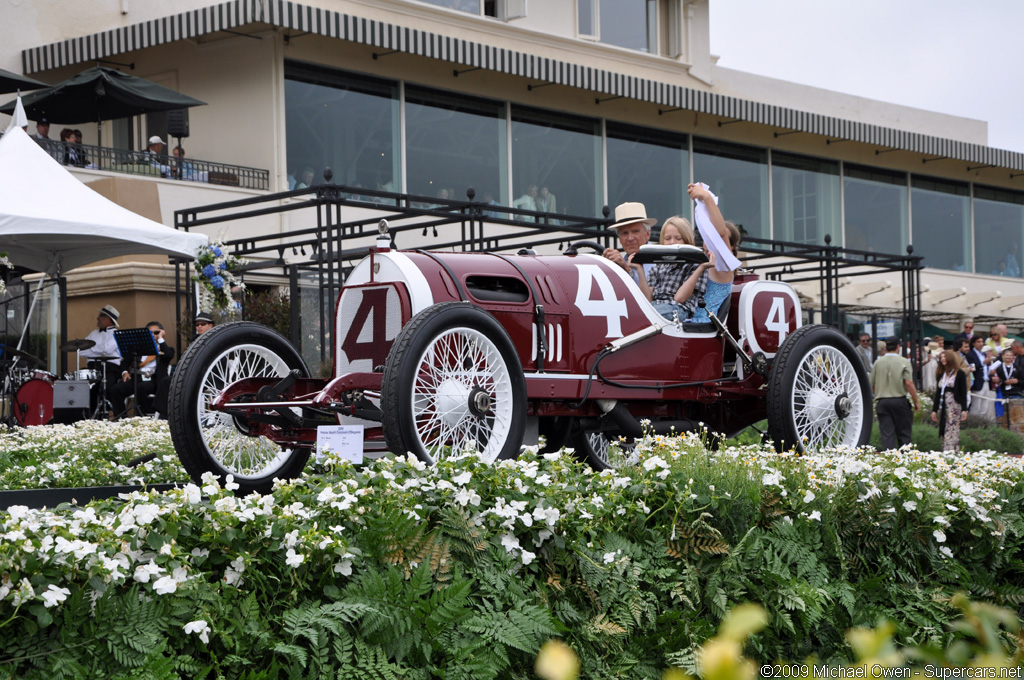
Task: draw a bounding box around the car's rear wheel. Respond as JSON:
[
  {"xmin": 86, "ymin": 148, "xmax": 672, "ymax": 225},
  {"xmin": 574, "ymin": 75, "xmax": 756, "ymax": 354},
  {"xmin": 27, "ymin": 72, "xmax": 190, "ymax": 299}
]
[
  {"xmin": 573, "ymin": 426, "xmax": 637, "ymax": 470},
  {"xmin": 168, "ymin": 322, "xmax": 312, "ymax": 495},
  {"xmin": 766, "ymin": 324, "xmax": 872, "ymax": 452},
  {"xmin": 381, "ymin": 302, "xmax": 526, "ymax": 464}
]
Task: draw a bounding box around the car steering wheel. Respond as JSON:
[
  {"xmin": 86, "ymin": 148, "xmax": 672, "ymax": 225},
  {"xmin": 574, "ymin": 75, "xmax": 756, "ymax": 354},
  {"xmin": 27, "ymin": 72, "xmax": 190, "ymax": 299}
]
[{"xmin": 565, "ymin": 240, "xmax": 608, "ymax": 255}]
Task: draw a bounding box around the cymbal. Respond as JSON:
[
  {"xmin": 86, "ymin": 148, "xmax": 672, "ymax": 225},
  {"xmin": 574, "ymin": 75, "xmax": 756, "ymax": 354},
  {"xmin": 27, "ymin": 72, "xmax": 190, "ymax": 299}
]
[
  {"xmin": 60, "ymin": 338, "xmax": 96, "ymax": 352},
  {"xmin": 0, "ymin": 345, "xmax": 44, "ymax": 368}
]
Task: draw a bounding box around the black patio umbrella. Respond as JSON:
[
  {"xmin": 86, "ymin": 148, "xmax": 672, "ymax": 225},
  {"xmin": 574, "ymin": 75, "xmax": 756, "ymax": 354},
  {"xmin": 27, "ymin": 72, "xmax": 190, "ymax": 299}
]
[
  {"xmin": 0, "ymin": 68, "xmax": 46, "ymax": 94},
  {"xmin": 0, "ymin": 66, "xmax": 205, "ymax": 144}
]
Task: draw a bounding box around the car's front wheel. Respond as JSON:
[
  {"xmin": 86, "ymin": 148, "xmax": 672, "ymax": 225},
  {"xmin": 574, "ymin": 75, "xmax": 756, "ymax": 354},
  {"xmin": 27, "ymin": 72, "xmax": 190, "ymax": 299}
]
[
  {"xmin": 766, "ymin": 324, "xmax": 872, "ymax": 451},
  {"xmin": 380, "ymin": 302, "xmax": 527, "ymax": 464}
]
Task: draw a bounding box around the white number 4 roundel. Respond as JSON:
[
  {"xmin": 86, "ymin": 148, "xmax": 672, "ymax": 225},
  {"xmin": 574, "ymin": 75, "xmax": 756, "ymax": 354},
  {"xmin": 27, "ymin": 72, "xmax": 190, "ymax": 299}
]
[{"xmin": 573, "ymin": 264, "xmax": 628, "ymax": 339}]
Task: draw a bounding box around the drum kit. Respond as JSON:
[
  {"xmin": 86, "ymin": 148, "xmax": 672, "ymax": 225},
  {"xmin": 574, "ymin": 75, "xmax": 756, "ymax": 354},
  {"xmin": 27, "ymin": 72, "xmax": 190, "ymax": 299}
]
[{"xmin": 1, "ymin": 338, "xmax": 118, "ymax": 427}]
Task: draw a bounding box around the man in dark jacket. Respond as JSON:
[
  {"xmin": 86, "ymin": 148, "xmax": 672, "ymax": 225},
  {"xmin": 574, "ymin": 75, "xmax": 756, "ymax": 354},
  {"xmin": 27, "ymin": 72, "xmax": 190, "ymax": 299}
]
[{"xmin": 108, "ymin": 321, "xmax": 175, "ymax": 418}]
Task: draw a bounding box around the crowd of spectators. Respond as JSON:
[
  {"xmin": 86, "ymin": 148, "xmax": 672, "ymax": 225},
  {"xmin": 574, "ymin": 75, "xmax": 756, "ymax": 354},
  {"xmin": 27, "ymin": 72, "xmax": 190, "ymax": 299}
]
[{"xmin": 860, "ymin": 317, "xmax": 1024, "ymax": 453}]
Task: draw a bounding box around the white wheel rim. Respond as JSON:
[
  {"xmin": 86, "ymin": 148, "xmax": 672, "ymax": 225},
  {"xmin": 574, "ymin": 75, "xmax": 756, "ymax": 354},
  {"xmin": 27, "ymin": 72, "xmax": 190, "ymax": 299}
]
[
  {"xmin": 588, "ymin": 432, "xmax": 636, "ymax": 469},
  {"xmin": 409, "ymin": 327, "xmax": 515, "ymax": 464},
  {"xmin": 197, "ymin": 343, "xmax": 297, "ymax": 479},
  {"xmin": 790, "ymin": 345, "xmax": 865, "ymax": 450}
]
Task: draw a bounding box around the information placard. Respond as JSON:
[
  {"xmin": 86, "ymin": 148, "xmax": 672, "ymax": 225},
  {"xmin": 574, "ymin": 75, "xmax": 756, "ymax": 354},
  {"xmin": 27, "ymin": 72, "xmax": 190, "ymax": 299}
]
[{"xmin": 315, "ymin": 425, "xmax": 364, "ymax": 464}]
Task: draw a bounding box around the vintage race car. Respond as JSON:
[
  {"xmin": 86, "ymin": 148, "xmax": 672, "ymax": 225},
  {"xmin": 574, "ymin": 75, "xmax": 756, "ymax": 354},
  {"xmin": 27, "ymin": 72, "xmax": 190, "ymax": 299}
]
[{"xmin": 168, "ymin": 222, "xmax": 872, "ymax": 494}]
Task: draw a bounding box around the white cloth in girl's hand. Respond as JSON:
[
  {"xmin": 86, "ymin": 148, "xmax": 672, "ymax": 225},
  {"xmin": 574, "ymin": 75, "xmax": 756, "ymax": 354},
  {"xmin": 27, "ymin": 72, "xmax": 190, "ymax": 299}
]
[{"xmin": 693, "ymin": 182, "xmax": 741, "ymax": 273}]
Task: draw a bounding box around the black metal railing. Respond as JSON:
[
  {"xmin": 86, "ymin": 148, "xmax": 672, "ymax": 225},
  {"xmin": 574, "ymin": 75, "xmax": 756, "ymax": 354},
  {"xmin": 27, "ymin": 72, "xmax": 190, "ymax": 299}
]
[{"xmin": 4, "ymin": 135, "xmax": 270, "ymax": 190}]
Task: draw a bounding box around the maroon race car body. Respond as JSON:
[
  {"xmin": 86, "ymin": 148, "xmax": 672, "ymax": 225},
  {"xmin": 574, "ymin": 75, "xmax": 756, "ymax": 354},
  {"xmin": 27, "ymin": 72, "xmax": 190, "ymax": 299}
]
[{"xmin": 169, "ymin": 225, "xmax": 871, "ymax": 494}]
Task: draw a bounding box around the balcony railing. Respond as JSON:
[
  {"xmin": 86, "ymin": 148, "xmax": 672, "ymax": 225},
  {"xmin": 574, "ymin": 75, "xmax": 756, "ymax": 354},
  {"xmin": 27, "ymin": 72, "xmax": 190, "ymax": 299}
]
[{"xmin": 6, "ymin": 136, "xmax": 270, "ymax": 191}]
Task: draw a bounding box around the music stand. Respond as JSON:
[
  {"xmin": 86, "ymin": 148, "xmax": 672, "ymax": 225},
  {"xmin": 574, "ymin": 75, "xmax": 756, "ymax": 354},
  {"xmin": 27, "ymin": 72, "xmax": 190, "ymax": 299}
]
[{"xmin": 113, "ymin": 328, "xmax": 159, "ymax": 419}]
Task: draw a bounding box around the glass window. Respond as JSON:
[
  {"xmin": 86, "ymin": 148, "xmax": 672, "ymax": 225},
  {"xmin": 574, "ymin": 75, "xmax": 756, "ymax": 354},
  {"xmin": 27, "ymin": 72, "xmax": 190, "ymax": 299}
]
[
  {"xmin": 911, "ymin": 175, "xmax": 970, "ymax": 271},
  {"xmin": 772, "ymin": 152, "xmax": 841, "ymax": 246},
  {"xmin": 606, "ymin": 122, "xmax": 687, "ymax": 231},
  {"xmin": 405, "ymin": 86, "xmax": 506, "ymax": 205},
  {"xmin": 692, "ymin": 138, "xmax": 769, "ymax": 241},
  {"xmin": 510, "ymin": 106, "xmax": 601, "ymax": 220},
  {"xmin": 579, "ymin": 0, "xmax": 657, "ymax": 53},
  {"xmin": 578, "ymin": 0, "xmax": 596, "ymax": 36},
  {"xmin": 285, "ymin": 63, "xmax": 400, "ymax": 193},
  {"xmin": 417, "ymin": 0, "xmax": 482, "ymax": 14},
  {"xmin": 974, "ymin": 186, "xmax": 1024, "ymax": 278},
  {"xmin": 843, "ymin": 164, "xmax": 907, "ymax": 257}
]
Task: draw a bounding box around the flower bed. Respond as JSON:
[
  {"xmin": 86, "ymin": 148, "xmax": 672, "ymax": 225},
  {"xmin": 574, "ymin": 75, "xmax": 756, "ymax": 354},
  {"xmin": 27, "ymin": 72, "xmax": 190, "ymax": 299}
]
[
  {"xmin": 0, "ymin": 425, "xmax": 1022, "ymax": 677},
  {"xmin": 0, "ymin": 418, "xmax": 188, "ymax": 490}
]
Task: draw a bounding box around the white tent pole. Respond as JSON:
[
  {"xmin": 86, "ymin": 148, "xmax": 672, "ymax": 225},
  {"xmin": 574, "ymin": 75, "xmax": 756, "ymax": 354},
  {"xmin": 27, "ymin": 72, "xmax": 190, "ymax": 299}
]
[
  {"xmin": 16, "ymin": 275, "xmax": 47, "ymax": 350},
  {"xmin": 49, "ymin": 279, "xmax": 59, "ymax": 370}
]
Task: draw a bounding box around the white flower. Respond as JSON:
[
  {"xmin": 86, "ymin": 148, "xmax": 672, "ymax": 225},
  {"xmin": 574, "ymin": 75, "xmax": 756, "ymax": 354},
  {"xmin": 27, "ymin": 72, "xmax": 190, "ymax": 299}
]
[
  {"xmin": 451, "ymin": 471, "xmax": 472, "ymax": 486},
  {"xmin": 500, "ymin": 533, "xmax": 521, "ymax": 554},
  {"xmin": 807, "ymin": 510, "xmax": 821, "ymax": 521},
  {"xmin": 40, "ymin": 584, "xmax": 71, "ymax": 608},
  {"xmin": 642, "ymin": 456, "xmax": 669, "ymax": 471},
  {"xmin": 334, "ymin": 560, "xmax": 353, "ymax": 576},
  {"xmin": 933, "ymin": 516, "xmax": 950, "ymax": 526},
  {"xmin": 933, "ymin": 529, "xmax": 947, "ymax": 543},
  {"xmin": 183, "ymin": 620, "xmax": 211, "ymax": 644},
  {"xmin": 803, "ymin": 490, "xmax": 815, "ymax": 503},
  {"xmin": 133, "ymin": 562, "xmax": 162, "ymax": 584},
  {"xmin": 521, "ymin": 550, "xmax": 536, "ymax": 565},
  {"xmin": 603, "ymin": 552, "xmax": 617, "ymax": 564},
  {"xmin": 903, "ymin": 500, "xmax": 917, "ymax": 511},
  {"xmin": 939, "ymin": 546, "xmax": 954, "ymax": 559},
  {"xmin": 224, "ymin": 475, "xmax": 240, "ymax": 491},
  {"xmin": 153, "ymin": 576, "xmax": 178, "ymax": 595},
  {"xmin": 285, "ymin": 548, "xmax": 305, "ymax": 568},
  {"xmin": 183, "ymin": 484, "xmax": 203, "ymax": 505}
]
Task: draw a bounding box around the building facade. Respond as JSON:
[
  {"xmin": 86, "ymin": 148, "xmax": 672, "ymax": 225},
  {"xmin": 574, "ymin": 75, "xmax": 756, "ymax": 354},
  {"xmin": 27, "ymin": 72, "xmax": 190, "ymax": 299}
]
[{"xmin": 3, "ymin": 0, "xmax": 1024, "ymax": 345}]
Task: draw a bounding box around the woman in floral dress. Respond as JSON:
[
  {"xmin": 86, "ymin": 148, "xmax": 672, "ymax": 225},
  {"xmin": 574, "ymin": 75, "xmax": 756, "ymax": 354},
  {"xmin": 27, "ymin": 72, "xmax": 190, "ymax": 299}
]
[{"xmin": 931, "ymin": 350, "xmax": 969, "ymax": 452}]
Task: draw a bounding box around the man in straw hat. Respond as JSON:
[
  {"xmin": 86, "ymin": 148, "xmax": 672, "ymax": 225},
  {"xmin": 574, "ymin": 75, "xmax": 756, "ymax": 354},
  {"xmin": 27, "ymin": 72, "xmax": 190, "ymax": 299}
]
[
  {"xmin": 79, "ymin": 304, "xmax": 124, "ymax": 415},
  {"xmin": 603, "ymin": 201, "xmax": 657, "ymax": 298},
  {"xmin": 80, "ymin": 305, "xmax": 123, "ymax": 372}
]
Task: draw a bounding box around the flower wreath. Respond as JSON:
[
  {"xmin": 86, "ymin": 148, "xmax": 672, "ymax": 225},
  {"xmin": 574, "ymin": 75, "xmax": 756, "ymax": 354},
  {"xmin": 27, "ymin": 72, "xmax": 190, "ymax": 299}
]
[{"xmin": 193, "ymin": 243, "xmax": 246, "ymax": 310}]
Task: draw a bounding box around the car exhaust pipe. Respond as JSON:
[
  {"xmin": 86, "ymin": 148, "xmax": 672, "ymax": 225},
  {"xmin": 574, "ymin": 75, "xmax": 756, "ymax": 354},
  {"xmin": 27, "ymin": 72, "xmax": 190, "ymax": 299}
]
[{"xmin": 598, "ymin": 400, "xmax": 699, "ymax": 438}]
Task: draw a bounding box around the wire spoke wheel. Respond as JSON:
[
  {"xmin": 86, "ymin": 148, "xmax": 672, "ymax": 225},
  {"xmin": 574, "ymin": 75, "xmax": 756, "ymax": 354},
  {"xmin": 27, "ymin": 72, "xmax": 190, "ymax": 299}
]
[
  {"xmin": 382, "ymin": 303, "xmax": 526, "ymax": 465},
  {"xmin": 196, "ymin": 343, "xmax": 296, "ymax": 477},
  {"xmin": 767, "ymin": 324, "xmax": 872, "ymax": 452},
  {"xmin": 790, "ymin": 346, "xmax": 864, "ymax": 449},
  {"xmin": 169, "ymin": 322, "xmax": 311, "ymax": 494}
]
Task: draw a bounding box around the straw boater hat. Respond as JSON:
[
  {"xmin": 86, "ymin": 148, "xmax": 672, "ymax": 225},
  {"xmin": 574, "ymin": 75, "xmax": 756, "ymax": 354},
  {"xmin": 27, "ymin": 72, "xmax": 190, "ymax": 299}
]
[
  {"xmin": 609, "ymin": 202, "xmax": 657, "ymax": 231},
  {"xmin": 99, "ymin": 304, "xmax": 120, "ymax": 326}
]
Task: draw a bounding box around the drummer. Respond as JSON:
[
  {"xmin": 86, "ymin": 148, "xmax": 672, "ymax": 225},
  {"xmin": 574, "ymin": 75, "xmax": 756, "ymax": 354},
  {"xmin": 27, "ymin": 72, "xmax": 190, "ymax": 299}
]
[{"xmin": 79, "ymin": 304, "xmax": 122, "ymax": 383}]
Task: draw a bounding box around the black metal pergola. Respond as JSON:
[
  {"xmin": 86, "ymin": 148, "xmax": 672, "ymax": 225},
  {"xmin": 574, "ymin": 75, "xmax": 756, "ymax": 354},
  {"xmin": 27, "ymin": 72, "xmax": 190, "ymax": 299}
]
[{"xmin": 172, "ymin": 183, "xmax": 924, "ymax": 375}]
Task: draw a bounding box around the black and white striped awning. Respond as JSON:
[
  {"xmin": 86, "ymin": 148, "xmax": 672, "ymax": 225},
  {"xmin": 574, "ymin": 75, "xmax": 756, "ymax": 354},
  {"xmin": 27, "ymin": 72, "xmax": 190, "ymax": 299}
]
[{"xmin": 22, "ymin": 0, "xmax": 1024, "ymax": 171}]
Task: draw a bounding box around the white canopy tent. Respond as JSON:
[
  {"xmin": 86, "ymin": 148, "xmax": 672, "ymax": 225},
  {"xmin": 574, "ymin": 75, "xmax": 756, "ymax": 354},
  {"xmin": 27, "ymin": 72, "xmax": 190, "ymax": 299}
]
[
  {"xmin": 0, "ymin": 123, "xmax": 208, "ymax": 370},
  {"xmin": 0, "ymin": 125, "xmax": 208, "ymax": 274}
]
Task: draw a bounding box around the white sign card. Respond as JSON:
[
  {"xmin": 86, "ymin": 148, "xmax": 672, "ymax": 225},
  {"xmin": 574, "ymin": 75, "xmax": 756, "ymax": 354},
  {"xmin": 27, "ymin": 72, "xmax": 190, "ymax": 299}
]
[{"xmin": 315, "ymin": 425, "xmax": 364, "ymax": 464}]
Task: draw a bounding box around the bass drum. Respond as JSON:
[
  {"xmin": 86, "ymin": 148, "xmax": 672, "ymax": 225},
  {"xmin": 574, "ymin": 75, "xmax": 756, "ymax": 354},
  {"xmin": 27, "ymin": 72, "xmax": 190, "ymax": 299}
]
[{"xmin": 14, "ymin": 379, "xmax": 54, "ymax": 426}]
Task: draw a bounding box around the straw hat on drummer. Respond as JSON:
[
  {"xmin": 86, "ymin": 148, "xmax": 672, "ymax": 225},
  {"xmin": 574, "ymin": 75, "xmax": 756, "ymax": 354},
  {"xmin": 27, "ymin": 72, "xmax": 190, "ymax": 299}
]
[{"xmin": 98, "ymin": 304, "xmax": 119, "ymax": 328}]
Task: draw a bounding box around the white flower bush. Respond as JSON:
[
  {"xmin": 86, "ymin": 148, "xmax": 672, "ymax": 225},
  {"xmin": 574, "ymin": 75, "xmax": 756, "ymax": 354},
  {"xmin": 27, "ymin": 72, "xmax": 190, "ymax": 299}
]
[{"xmin": 0, "ymin": 420, "xmax": 1022, "ymax": 677}]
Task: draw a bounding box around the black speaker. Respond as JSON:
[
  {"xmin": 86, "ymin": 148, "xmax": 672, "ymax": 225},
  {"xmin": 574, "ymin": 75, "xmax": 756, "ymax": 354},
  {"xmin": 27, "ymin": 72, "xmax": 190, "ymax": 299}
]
[{"xmin": 167, "ymin": 108, "xmax": 190, "ymax": 138}]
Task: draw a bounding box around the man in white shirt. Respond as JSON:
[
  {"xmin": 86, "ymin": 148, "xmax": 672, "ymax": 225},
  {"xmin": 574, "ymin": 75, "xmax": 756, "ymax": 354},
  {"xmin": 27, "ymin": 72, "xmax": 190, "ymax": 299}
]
[{"xmin": 80, "ymin": 305, "xmax": 123, "ymax": 410}]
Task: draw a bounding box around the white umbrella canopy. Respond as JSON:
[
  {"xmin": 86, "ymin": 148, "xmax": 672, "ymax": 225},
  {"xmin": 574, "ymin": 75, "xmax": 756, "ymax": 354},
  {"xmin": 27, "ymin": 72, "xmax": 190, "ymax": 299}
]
[{"xmin": 0, "ymin": 125, "xmax": 207, "ymax": 274}]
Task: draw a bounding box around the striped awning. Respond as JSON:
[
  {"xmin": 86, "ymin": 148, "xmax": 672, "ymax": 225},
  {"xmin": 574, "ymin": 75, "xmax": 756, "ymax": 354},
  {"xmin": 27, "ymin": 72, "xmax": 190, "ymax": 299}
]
[{"xmin": 22, "ymin": 0, "xmax": 1024, "ymax": 172}]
